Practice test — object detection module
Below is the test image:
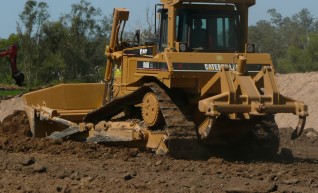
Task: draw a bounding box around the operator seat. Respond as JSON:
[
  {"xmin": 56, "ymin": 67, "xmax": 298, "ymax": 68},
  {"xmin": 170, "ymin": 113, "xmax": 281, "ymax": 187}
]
[{"xmin": 190, "ymin": 18, "xmax": 208, "ymax": 50}]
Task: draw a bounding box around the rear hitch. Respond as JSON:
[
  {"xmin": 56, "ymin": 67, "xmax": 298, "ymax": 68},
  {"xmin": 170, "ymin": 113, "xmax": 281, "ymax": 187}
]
[{"xmin": 291, "ymin": 116, "xmax": 306, "ymax": 140}]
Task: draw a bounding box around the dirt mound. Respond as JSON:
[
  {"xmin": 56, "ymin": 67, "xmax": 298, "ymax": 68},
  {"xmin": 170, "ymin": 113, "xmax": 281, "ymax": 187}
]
[
  {"xmin": 0, "ymin": 111, "xmax": 135, "ymax": 158},
  {"xmin": 275, "ymin": 72, "xmax": 318, "ymax": 131},
  {"xmin": 0, "ymin": 97, "xmax": 24, "ymax": 122},
  {"xmin": 3, "ymin": 111, "xmax": 317, "ymax": 159},
  {"xmin": 0, "ymin": 110, "xmax": 30, "ymax": 136},
  {"xmin": 0, "ymin": 110, "xmax": 317, "ymax": 192}
]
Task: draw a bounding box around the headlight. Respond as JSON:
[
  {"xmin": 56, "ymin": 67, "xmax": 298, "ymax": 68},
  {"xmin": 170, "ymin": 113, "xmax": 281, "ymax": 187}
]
[
  {"xmin": 179, "ymin": 43, "xmax": 187, "ymax": 52},
  {"xmin": 246, "ymin": 44, "xmax": 255, "ymax": 53}
]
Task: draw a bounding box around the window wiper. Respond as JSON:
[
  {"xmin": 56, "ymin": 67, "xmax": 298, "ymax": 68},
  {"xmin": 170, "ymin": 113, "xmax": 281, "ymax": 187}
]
[{"xmin": 192, "ymin": 47, "xmax": 204, "ymax": 52}]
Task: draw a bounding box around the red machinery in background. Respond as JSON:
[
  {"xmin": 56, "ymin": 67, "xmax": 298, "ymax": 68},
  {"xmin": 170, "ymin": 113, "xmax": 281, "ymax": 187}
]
[{"xmin": 0, "ymin": 44, "xmax": 24, "ymax": 86}]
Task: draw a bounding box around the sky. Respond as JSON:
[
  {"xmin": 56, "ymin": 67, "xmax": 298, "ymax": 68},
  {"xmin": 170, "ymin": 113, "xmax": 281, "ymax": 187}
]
[{"xmin": 0, "ymin": 0, "xmax": 318, "ymax": 39}]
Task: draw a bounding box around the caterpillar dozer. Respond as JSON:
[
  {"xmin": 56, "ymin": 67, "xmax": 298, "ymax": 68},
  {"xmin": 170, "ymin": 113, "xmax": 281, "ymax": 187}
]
[{"xmin": 23, "ymin": 0, "xmax": 308, "ymax": 156}]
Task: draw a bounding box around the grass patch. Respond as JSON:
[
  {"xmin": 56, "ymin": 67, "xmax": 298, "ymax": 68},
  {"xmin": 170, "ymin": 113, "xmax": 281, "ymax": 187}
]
[{"xmin": 0, "ymin": 89, "xmax": 25, "ymax": 97}]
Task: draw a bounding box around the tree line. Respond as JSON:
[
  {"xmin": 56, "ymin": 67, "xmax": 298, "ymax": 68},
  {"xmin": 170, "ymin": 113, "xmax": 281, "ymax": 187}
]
[
  {"xmin": 0, "ymin": 0, "xmax": 111, "ymax": 87},
  {"xmin": 249, "ymin": 8, "xmax": 318, "ymax": 73},
  {"xmin": 0, "ymin": 1, "xmax": 318, "ymax": 87}
]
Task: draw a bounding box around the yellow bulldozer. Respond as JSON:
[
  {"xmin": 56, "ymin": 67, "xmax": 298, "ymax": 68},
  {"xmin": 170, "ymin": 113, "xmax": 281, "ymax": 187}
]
[{"xmin": 23, "ymin": 0, "xmax": 308, "ymax": 156}]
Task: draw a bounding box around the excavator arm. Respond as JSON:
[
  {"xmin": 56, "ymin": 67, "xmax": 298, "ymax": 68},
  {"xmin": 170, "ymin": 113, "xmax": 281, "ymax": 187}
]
[{"xmin": 0, "ymin": 45, "xmax": 24, "ymax": 86}]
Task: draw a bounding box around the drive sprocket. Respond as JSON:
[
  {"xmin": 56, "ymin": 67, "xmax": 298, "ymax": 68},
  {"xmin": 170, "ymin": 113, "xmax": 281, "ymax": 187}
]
[{"xmin": 141, "ymin": 92, "xmax": 162, "ymax": 127}]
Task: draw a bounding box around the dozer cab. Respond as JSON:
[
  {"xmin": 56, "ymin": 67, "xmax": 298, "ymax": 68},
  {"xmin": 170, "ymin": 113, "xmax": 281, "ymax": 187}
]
[{"xmin": 23, "ymin": 0, "xmax": 308, "ymax": 156}]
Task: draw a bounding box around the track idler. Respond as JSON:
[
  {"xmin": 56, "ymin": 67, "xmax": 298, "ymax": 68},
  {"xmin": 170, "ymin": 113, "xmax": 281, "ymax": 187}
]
[{"xmin": 290, "ymin": 115, "xmax": 307, "ymax": 140}]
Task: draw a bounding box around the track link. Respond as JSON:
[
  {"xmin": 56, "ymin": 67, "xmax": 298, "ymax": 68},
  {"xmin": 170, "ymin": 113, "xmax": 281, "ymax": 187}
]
[
  {"xmin": 248, "ymin": 115, "xmax": 280, "ymax": 156},
  {"xmin": 145, "ymin": 83, "xmax": 204, "ymax": 158},
  {"xmin": 84, "ymin": 82, "xmax": 201, "ymax": 158}
]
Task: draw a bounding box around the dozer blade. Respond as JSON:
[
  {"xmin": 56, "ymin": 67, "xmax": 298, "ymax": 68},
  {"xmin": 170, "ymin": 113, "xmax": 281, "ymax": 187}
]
[
  {"xmin": 48, "ymin": 120, "xmax": 145, "ymax": 145},
  {"xmin": 48, "ymin": 128, "xmax": 134, "ymax": 143},
  {"xmin": 87, "ymin": 122, "xmax": 142, "ymax": 143},
  {"xmin": 48, "ymin": 126, "xmax": 82, "ymax": 140}
]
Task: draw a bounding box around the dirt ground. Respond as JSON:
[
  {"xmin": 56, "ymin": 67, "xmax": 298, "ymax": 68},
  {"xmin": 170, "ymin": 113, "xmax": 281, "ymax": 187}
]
[
  {"xmin": 275, "ymin": 72, "xmax": 318, "ymax": 131},
  {"xmin": 0, "ymin": 73, "xmax": 317, "ymax": 193}
]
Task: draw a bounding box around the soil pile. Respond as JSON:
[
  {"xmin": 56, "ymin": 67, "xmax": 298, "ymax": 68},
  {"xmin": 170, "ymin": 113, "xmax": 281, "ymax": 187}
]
[
  {"xmin": 275, "ymin": 72, "xmax": 318, "ymax": 131},
  {"xmin": 0, "ymin": 97, "xmax": 24, "ymax": 122},
  {"xmin": 0, "ymin": 110, "xmax": 317, "ymax": 192}
]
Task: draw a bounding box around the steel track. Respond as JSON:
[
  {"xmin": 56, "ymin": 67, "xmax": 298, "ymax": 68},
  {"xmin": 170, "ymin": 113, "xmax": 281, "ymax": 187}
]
[{"xmin": 84, "ymin": 82, "xmax": 201, "ymax": 157}]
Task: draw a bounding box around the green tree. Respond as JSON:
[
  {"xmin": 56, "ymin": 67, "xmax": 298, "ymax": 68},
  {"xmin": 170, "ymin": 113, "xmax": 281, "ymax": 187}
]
[
  {"xmin": 37, "ymin": 21, "xmax": 67, "ymax": 83},
  {"xmin": 58, "ymin": 0, "xmax": 108, "ymax": 82},
  {"xmin": 249, "ymin": 20, "xmax": 285, "ymax": 67},
  {"xmin": 249, "ymin": 8, "xmax": 318, "ymax": 73},
  {"xmin": 17, "ymin": 0, "xmax": 50, "ymax": 86},
  {"xmin": 278, "ymin": 33, "xmax": 318, "ymax": 72},
  {"xmin": 14, "ymin": 0, "xmax": 111, "ymax": 86}
]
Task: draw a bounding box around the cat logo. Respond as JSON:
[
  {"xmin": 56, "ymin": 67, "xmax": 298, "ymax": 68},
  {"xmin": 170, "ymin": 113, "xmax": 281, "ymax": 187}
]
[
  {"xmin": 204, "ymin": 63, "xmax": 237, "ymax": 71},
  {"xmin": 140, "ymin": 49, "xmax": 148, "ymax": 55}
]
